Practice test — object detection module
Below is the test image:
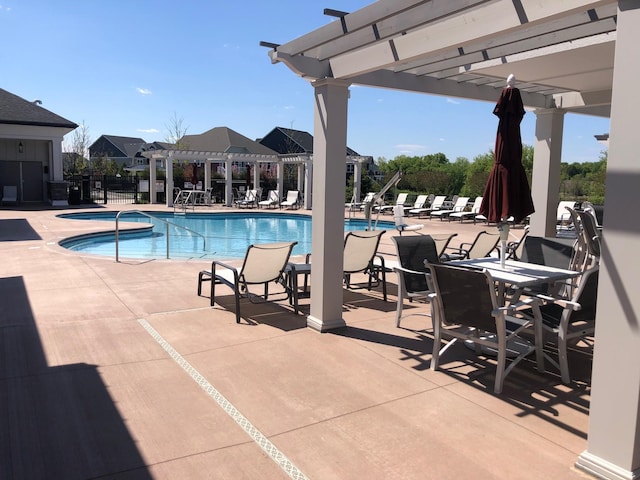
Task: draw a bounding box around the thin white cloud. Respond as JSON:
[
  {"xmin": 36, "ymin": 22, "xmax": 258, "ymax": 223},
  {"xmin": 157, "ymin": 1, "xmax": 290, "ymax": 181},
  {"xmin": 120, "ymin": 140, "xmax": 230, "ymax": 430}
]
[
  {"xmin": 396, "ymin": 144, "xmax": 427, "ymax": 154},
  {"xmin": 446, "ymin": 98, "xmax": 460, "ymax": 105},
  {"xmin": 396, "ymin": 144, "xmax": 426, "ymax": 151},
  {"xmin": 439, "ymin": 137, "xmax": 445, "ymax": 142},
  {"xmin": 137, "ymin": 128, "xmax": 159, "ymax": 133},
  {"xmin": 136, "ymin": 87, "xmax": 152, "ymax": 95},
  {"xmin": 283, "ymin": 105, "xmax": 295, "ymax": 110}
]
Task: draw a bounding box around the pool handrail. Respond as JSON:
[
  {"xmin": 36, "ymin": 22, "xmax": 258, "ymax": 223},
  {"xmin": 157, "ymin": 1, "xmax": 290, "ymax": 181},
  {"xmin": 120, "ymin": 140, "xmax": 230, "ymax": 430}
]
[{"xmin": 115, "ymin": 210, "xmax": 206, "ymax": 262}]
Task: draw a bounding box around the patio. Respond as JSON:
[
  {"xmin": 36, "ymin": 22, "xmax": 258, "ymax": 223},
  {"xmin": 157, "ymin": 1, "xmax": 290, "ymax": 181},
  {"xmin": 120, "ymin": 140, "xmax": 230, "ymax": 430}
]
[{"xmin": 0, "ymin": 205, "xmax": 593, "ymax": 479}]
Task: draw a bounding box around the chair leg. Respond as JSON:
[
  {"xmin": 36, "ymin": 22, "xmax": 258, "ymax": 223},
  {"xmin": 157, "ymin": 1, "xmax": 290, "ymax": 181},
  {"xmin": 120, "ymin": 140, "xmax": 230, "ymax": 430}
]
[
  {"xmin": 494, "ymin": 336, "xmax": 508, "ymax": 394},
  {"xmin": 558, "ymin": 330, "xmax": 571, "ymax": 384},
  {"xmin": 396, "ymin": 297, "xmax": 404, "ymax": 327},
  {"xmin": 234, "ymin": 289, "xmax": 241, "ymax": 324}
]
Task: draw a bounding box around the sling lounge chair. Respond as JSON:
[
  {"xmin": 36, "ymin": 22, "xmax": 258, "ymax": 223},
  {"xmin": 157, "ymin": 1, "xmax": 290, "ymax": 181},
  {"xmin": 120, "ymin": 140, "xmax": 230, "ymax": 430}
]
[
  {"xmin": 375, "ymin": 192, "xmax": 408, "ymax": 214},
  {"xmin": 235, "ymin": 189, "xmax": 257, "ymax": 208},
  {"xmin": 405, "ymin": 195, "xmax": 429, "ymax": 216},
  {"xmin": 258, "ymin": 190, "xmax": 279, "ymax": 209},
  {"xmin": 449, "ymin": 196, "xmax": 482, "ymax": 223},
  {"xmin": 280, "ymin": 190, "xmax": 300, "ymax": 209},
  {"xmin": 443, "ymin": 230, "xmax": 500, "ymax": 261},
  {"xmin": 410, "ymin": 195, "xmax": 446, "ymax": 218},
  {"xmin": 429, "ymin": 196, "xmax": 470, "ymax": 221},
  {"xmin": 198, "ymin": 241, "xmax": 297, "ymax": 323}
]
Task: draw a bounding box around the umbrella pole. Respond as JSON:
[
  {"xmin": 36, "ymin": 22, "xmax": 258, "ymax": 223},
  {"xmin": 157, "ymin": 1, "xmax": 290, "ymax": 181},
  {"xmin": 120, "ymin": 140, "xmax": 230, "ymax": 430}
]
[{"xmin": 498, "ymin": 222, "xmax": 509, "ymax": 269}]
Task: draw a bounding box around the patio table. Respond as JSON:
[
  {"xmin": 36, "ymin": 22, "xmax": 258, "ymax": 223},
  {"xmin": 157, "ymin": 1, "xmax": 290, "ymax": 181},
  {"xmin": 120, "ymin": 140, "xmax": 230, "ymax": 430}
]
[
  {"xmin": 445, "ymin": 257, "xmax": 580, "ymax": 364},
  {"xmin": 447, "ymin": 257, "xmax": 580, "ymax": 303}
]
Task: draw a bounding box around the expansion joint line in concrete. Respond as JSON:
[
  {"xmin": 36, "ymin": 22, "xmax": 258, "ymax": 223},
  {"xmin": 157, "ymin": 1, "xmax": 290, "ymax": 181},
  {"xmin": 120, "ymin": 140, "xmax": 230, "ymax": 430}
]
[{"xmin": 137, "ymin": 318, "xmax": 308, "ymax": 480}]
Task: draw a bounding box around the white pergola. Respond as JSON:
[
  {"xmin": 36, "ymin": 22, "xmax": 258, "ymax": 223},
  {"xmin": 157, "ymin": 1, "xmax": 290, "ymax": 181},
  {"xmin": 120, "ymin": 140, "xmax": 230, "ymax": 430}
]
[
  {"xmin": 263, "ymin": 1, "xmax": 640, "ymax": 478},
  {"xmin": 146, "ymin": 149, "xmax": 373, "ymax": 209}
]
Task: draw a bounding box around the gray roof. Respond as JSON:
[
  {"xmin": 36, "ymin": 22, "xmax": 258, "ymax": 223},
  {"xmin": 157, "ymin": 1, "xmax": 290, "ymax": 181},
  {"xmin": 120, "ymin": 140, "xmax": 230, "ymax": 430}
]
[
  {"xmin": 0, "ymin": 88, "xmax": 78, "ymax": 128},
  {"xmin": 180, "ymin": 127, "xmax": 277, "ymax": 155}
]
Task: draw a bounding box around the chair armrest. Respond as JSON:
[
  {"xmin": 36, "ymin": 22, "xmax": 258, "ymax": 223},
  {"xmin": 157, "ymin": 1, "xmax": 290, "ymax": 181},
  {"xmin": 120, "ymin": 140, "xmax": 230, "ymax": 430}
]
[
  {"xmin": 529, "ymin": 293, "xmax": 582, "ymax": 311},
  {"xmin": 210, "ymin": 260, "xmax": 240, "ymax": 287},
  {"xmin": 395, "ymin": 265, "xmax": 428, "ymax": 276}
]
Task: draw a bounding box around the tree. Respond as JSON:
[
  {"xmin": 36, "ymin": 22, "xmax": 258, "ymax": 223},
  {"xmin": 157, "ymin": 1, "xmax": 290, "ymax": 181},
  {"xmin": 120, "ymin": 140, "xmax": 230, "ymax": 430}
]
[
  {"xmin": 63, "ymin": 121, "xmax": 91, "ymax": 175},
  {"xmin": 164, "ymin": 112, "xmax": 189, "ymax": 149}
]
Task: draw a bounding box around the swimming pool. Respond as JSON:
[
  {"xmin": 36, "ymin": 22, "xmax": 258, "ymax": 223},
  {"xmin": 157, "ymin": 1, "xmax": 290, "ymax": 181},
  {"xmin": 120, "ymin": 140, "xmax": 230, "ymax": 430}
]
[{"xmin": 58, "ymin": 211, "xmax": 395, "ymax": 260}]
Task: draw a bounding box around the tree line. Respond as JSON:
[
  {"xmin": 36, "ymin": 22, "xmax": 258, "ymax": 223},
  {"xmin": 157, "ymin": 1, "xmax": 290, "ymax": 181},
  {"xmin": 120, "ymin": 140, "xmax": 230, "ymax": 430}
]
[{"xmin": 366, "ymin": 146, "xmax": 606, "ymax": 205}]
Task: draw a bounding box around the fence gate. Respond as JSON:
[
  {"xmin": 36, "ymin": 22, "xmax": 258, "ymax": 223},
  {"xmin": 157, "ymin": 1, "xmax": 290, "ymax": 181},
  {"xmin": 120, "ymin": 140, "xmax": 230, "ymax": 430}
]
[{"xmin": 65, "ymin": 174, "xmax": 140, "ymax": 205}]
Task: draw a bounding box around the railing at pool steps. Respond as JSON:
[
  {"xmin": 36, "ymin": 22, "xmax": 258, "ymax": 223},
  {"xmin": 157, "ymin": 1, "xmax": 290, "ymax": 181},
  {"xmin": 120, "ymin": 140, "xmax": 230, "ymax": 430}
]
[{"xmin": 115, "ymin": 210, "xmax": 206, "ymax": 262}]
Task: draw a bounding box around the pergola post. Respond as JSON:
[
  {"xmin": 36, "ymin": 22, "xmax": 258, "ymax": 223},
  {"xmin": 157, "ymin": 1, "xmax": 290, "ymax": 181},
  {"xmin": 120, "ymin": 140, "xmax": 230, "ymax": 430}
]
[
  {"xmin": 149, "ymin": 157, "xmax": 157, "ymax": 204},
  {"xmin": 303, "ymin": 157, "xmax": 313, "ymax": 209},
  {"xmin": 576, "ymin": 2, "xmax": 640, "ymax": 479},
  {"xmin": 529, "ymin": 108, "xmax": 565, "ymax": 237},
  {"xmin": 165, "ymin": 154, "xmax": 174, "ymax": 207},
  {"xmin": 253, "ymin": 160, "xmax": 260, "ymax": 196},
  {"xmin": 204, "ymin": 159, "xmax": 211, "ymax": 194},
  {"xmin": 224, "ymin": 157, "xmax": 233, "ymax": 206},
  {"xmin": 352, "ymin": 160, "xmax": 362, "ymax": 203},
  {"xmin": 277, "ymin": 160, "xmax": 284, "ymax": 201},
  {"xmin": 306, "ymin": 78, "xmax": 350, "ymax": 332}
]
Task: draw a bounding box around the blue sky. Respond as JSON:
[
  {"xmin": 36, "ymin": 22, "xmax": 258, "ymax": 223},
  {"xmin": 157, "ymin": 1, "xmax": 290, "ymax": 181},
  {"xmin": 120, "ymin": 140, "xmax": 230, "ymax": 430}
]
[{"xmin": 1, "ymin": 0, "xmax": 610, "ymax": 163}]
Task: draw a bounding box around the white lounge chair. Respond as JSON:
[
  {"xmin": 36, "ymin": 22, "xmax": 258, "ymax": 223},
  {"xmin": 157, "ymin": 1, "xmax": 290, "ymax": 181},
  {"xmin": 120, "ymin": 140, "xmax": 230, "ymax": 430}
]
[
  {"xmin": 449, "ymin": 196, "xmax": 483, "ymax": 223},
  {"xmin": 410, "ymin": 195, "xmax": 446, "ymax": 218},
  {"xmin": 557, "ymin": 200, "xmax": 578, "ymax": 231},
  {"xmin": 429, "ymin": 196, "xmax": 470, "ymax": 221},
  {"xmin": 404, "ymin": 195, "xmax": 429, "ymax": 216},
  {"xmin": 234, "ymin": 189, "xmax": 257, "ymax": 208},
  {"xmin": 258, "ymin": 190, "xmax": 279, "ymax": 209},
  {"xmin": 375, "ymin": 192, "xmax": 408, "ymax": 214},
  {"xmin": 2, "ymin": 185, "xmax": 18, "ymax": 205},
  {"xmin": 280, "ymin": 190, "xmax": 300, "ymax": 209}
]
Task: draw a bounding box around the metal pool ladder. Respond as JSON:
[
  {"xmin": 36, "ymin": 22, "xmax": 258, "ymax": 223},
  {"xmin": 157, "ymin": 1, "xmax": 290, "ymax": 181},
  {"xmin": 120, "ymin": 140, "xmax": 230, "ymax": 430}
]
[{"xmin": 115, "ymin": 210, "xmax": 207, "ymax": 262}]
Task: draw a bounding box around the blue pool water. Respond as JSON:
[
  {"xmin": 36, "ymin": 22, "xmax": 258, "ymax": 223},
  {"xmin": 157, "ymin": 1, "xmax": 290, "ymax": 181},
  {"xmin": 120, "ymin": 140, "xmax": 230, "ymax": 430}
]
[{"xmin": 58, "ymin": 211, "xmax": 394, "ymax": 260}]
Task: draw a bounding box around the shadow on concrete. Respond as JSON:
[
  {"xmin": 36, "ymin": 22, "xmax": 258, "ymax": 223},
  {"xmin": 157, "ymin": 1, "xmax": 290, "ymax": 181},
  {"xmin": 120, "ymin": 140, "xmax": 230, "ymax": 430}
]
[
  {"xmin": 0, "ymin": 219, "xmax": 42, "ymax": 241},
  {"xmin": 0, "ymin": 276, "xmax": 152, "ymax": 479}
]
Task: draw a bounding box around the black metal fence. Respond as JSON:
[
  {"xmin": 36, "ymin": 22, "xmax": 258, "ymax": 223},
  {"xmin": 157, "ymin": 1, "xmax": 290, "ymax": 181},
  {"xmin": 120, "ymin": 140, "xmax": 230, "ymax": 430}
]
[{"xmin": 64, "ymin": 174, "xmax": 159, "ymax": 205}]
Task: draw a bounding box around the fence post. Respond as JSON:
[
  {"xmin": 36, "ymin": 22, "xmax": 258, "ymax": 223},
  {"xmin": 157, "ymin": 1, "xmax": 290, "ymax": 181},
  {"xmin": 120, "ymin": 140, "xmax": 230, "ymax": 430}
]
[{"xmin": 103, "ymin": 175, "xmax": 108, "ymax": 204}]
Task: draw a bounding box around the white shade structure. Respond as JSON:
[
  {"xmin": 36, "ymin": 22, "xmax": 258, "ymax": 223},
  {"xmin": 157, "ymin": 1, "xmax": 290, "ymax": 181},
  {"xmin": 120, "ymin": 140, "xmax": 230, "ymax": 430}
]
[{"xmin": 263, "ymin": 2, "xmax": 640, "ymax": 478}]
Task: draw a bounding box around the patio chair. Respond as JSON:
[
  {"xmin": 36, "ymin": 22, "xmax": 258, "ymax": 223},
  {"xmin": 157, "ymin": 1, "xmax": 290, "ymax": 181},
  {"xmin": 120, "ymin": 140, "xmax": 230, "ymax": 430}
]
[
  {"xmin": 258, "ymin": 190, "xmax": 279, "ymax": 209},
  {"xmin": 342, "ymin": 229, "xmax": 388, "ymax": 301},
  {"xmin": 391, "ymin": 235, "xmax": 440, "ymax": 327},
  {"xmin": 375, "ymin": 192, "xmax": 408, "ymax": 214},
  {"xmin": 410, "ymin": 195, "xmax": 446, "ymax": 218},
  {"xmin": 505, "ymin": 228, "xmax": 529, "ymax": 261},
  {"xmin": 392, "ymin": 204, "xmax": 423, "ymax": 235},
  {"xmin": 304, "ymin": 229, "xmax": 389, "ymax": 302},
  {"xmin": 429, "ymin": 196, "xmax": 470, "ymax": 221},
  {"xmin": 428, "ymin": 263, "xmax": 543, "ymax": 394},
  {"xmin": 235, "ymin": 189, "xmax": 258, "ymax": 208},
  {"xmin": 443, "ymin": 230, "xmax": 500, "ymax": 261},
  {"xmin": 280, "ymin": 190, "xmax": 300, "ymax": 209},
  {"xmin": 521, "ymin": 264, "xmax": 598, "ymax": 384},
  {"xmin": 1, "ymin": 185, "xmax": 18, "ymax": 205},
  {"xmin": 449, "ymin": 196, "xmax": 482, "ymax": 223},
  {"xmin": 564, "ymin": 207, "xmax": 600, "ymax": 275},
  {"xmin": 557, "ymin": 200, "xmax": 578, "ymax": 232},
  {"xmin": 404, "ymin": 194, "xmax": 430, "ymax": 216},
  {"xmin": 430, "ymin": 233, "xmax": 458, "ymax": 260},
  {"xmin": 197, "ymin": 241, "xmax": 297, "ymax": 323}
]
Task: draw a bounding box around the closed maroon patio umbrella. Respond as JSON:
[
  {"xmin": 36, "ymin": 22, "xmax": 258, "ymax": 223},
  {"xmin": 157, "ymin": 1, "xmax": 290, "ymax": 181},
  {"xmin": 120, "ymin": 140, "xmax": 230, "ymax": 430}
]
[{"xmin": 479, "ymin": 74, "xmax": 535, "ymax": 266}]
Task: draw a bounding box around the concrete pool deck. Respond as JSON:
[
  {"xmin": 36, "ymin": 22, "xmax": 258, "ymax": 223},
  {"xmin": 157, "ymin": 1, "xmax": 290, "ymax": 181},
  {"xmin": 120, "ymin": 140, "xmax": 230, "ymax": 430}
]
[{"xmin": 0, "ymin": 203, "xmax": 593, "ymax": 479}]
